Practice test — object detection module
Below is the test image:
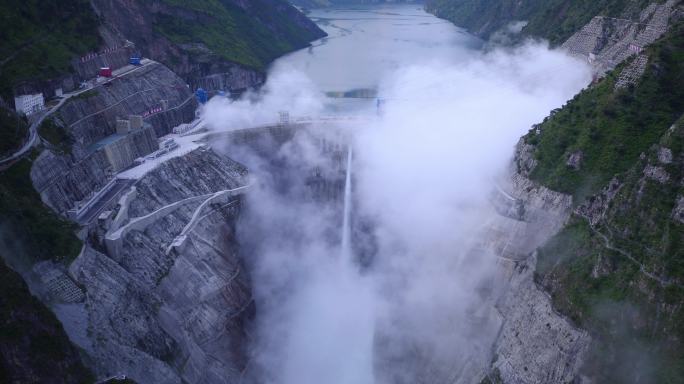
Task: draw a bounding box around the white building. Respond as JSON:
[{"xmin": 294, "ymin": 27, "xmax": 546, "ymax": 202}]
[{"xmin": 14, "ymin": 93, "xmax": 45, "ymax": 116}]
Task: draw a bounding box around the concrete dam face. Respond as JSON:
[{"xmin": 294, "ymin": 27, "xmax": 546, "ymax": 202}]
[
  {"xmin": 210, "ymin": 124, "xmax": 489, "ymax": 384},
  {"xmin": 215, "ymin": 124, "xmax": 356, "ymax": 249},
  {"xmin": 201, "ymin": 116, "xmax": 590, "ymax": 384}
]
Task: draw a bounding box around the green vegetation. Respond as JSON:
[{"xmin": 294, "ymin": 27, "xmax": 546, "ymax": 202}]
[
  {"xmin": 0, "ymin": 0, "xmax": 100, "ymax": 99},
  {"xmin": 72, "ymin": 89, "xmax": 99, "ymax": 100},
  {"xmin": 426, "ymin": 0, "xmax": 660, "ymax": 44},
  {"xmin": 0, "ymin": 107, "xmax": 28, "ymax": 158},
  {"xmin": 0, "ymin": 259, "xmax": 93, "ymax": 383},
  {"xmin": 526, "ymin": 22, "xmax": 684, "ymax": 202},
  {"xmin": 152, "ymin": 0, "xmax": 325, "ymax": 69},
  {"xmin": 0, "ymin": 155, "xmax": 81, "ymax": 264},
  {"xmin": 39, "ymin": 119, "xmax": 73, "ymax": 154},
  {"xmin": 530, "ymin": 22, "xmax": 684, "ymax": 384},
  {"xmin": 537, "ymin": 215, "xmax": 684, "ymax": 382},
  {"xmin": 524, "ymin": 0, "xmax": 660, "ymax": 45}
]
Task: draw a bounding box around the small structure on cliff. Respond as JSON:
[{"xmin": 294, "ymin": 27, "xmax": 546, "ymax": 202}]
[
  {"xmin": 90, "ymin": 115, "xmax": 159, "ymax": 173},
  {"xmin": 14, "ymin": 92, "xmax": 45, "ymax": 116}
]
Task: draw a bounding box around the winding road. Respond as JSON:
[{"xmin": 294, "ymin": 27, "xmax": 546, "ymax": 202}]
[{"xmin": 0, "ymin": 59, "xmax": 155, "ymax": 167}]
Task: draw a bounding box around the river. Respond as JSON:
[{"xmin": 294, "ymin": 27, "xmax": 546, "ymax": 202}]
[{"xmin": 270, "ymin": 4, "xmax": 482, "ymax": 113}]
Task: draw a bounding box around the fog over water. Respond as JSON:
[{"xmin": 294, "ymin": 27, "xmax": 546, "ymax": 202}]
[{"xmin": 202, "ymin": 4, "xmax": 591, "ymax": 383}]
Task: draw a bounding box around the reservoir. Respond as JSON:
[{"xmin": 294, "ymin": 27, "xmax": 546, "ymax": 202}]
[{"xmin": 270, "ymin": 4, "xmax": 482, "ymax": 112}]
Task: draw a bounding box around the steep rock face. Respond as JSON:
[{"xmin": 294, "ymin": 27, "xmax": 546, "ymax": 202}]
[
  {"xmin": 64, "ymin": 149, "xmax": 252, "ymax": 383},
  {"xmin": 562, "ymin": 0, "xmax": 680, "ymax": 76},
  {"xmin": 128, "ymin": 149, "xmax": 247, "ymax": 217},
  {"xmin": 425, "ymin": 0, "xmax": 679, "ymax": 45},
  {"xmin": 0, "ymin": 260, "xmax": 94, "ymax": 384},
  {"xmin": 517, "ymin": 17, "xmax": 684, "ymax": 383},
  {"xmin": 91, "ymin": 0, "xmax": 326, "ymax": 92},
  {"xmin": 492, "ymin": 256, "xmax": 590, "ymax": 384},
  {"xmin": 539, "ymin": 121, "xmax": 683, "ymax": 380},
  {"xmin": 476, "ymin": 143, "xmax": 590, "ymax": 384},
  {"xmin": 56, "ymin": 61, "xmax": 196, "ymax": 150},
  {"xmin": 482, "ymin": 19, "xmax": 683, "ymax": 382},
  {"xmin": 31, "ymin": 148, "xmax": 111, "ymax": 215},
  {"xmin": 70, "ymin": 43, "xmax": 135, "ymax": 82},
  {"xmin": 30, "ymin": 61, "xmax": 196, "ymax": 215}
]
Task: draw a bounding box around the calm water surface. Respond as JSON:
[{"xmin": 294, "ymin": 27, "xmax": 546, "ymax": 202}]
[{"xmin": 271, "ymin": 4, "xmax": 482, "ymax": 111}]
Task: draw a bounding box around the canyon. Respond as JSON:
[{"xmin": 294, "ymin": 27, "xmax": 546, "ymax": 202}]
[{"xmin": 1, "ymin": 1, "xmax": 683, "ymax": 383}]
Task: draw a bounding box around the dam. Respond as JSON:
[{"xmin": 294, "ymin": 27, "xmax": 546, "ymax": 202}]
[{"xmin": 34, "ymin": 4, "xmax": 594, "ymax": 384}]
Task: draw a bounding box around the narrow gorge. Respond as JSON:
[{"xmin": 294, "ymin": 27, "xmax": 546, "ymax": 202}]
[{"xmin": 1, "ymin": 1, "xmax": 682, "ymax": 384}]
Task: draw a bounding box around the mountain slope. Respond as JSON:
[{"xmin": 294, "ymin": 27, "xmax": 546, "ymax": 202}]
[
  {"xmin": 425, "ymin": 0, "xmax": 659, "ymax": 44},
  {"xmin": 526, "ymin": 24, "xmax": 684, "ymax": 201},
  {"xmin": 0, "ymin": 259, "xmax": 93, "ymax": 384},
  {"xmin": 0, "ymin": 1, "xmax": 325, "ymax": 381},
  {"xmin": 519, "ymin": 21, "xmax": 684, "ymax": 383},
  {"xmin": 93, "ymin": 0, "xmax": 326, "ymax": 89},
  {"xmin": 0, "ymin": 0, "xmax": 100, "ymax": 99},
  {"xmin": 99, "ymin": 0, "xmax": 325, "ymax": 70}
]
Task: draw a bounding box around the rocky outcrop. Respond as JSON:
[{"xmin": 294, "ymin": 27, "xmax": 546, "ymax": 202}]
[
  {"xmin": 31, "ymin": 148, "xmax": 112, "ymax": 215},
  {"xmin": 59, "ymin": 148, "xmax": 252, "ymax": 384},
  {"xmin": 492, "ymin": 255, "xmax": 590, "ymax": 384},
  {"xmin": 475, "ymin": 140, "xmax": 590, "ymax": 383},
  {"xmin": 562, "ymin": 0, "xmax": 681, "ymax": 76},
  {"xmin": 575, "ymin": 177, "xmax": 622, "ymax": 226},
  {"xmin": 673, "ymin": 195, "xmax": 684, "ymax": 224}
]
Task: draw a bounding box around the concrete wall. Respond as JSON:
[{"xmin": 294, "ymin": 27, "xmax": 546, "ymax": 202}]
[
  {"xmin": 109, "ymin": 187, "xmax": 138, "ymax": 233},
  {"xmin": 104, "ymin": 125, "xmax": 159, "ymax": 172}
]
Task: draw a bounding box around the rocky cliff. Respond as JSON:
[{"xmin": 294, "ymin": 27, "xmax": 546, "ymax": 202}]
[
  {"xmin": 561, "ymin": 0, "xmax": 680, "ymax": 76},
  {"xmin": 466, "ymin": 154, "xmax": 590, "ymax": 384},
  {"xmin": 422, "ymin": 2, "xmax": 684, "ymax": 382},
  {"xmin": 56, "ymin": 148, "xmax": 253, "ymax": 383},
  {"xmin": 56, "ymin": 62, "xmax": 195, "ymax": 149},
  {"xmin": 0, "ymin": 0, "xmax": 100, "ymax": 100},
  {"xmin": 510, "ymin": 15, "xmax": 684, "ymax": 384},
  {"xmin": 1, "ymin": 0, "xmax": 325, "ymax": 156},
  {"xmin": 425, "ymin": 0, "xmax": 675, "ymax": 45},
  {"xmin": 533, "ymin": 117, "xmax": 684, "ymax": 382},
  {"xmin": 30, "ymin": 61, "xmax": 196, "ymax": 215},
  {"xmin": 0, "ymin": 1, "xmax": 322, "ymax": 381}
]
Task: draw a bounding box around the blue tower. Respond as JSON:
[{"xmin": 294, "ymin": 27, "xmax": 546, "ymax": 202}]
[{"xmin": 195, "ymin": 88, "xmax": 208, "ymax": 104}]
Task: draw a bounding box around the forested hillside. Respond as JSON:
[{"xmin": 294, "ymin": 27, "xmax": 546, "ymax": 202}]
[
  {"xmin": 523, "ymin": 21, "xmax": 684, "ymax": 383},
  {"xmin": 124, "ymin": 0, "xmax": 327, "ymax": 70},
  {"xmin": 0, "ymin": 0, "xmax": 100, "ymax": 99},
  {"xmin": 425, "ymin": 0, "xmax": 661, "ymax": 43}
]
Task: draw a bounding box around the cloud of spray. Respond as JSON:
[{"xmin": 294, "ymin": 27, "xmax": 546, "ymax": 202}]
[
  {"xmin": 203, "ymin": 40, "xmax": 590, "ymax": 384},
  {"xmin": 203, "ymin": 69, "xmax": 325, "ymax": 129}
]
